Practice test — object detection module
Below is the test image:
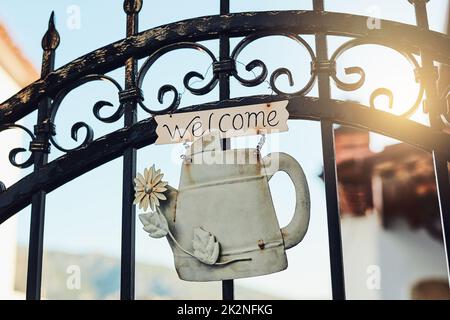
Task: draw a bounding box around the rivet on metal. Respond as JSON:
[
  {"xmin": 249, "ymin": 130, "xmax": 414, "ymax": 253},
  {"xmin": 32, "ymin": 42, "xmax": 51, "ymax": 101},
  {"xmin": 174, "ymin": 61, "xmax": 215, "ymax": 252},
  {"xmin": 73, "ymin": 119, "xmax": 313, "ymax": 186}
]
[{"xmin": 258, "ymin": 240, "xmax": 265, "ymax": 250}]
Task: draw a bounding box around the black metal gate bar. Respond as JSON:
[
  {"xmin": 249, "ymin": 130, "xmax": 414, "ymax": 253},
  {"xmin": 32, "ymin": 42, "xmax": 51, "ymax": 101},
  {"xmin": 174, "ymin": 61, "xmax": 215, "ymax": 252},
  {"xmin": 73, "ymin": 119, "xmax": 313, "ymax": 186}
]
[
  {"xmin": 433, "ymin": 151, "xmax": 450, "ymax": 281},
  {"xmin": 409, "ymin": 0, "xmax": 450, "ymax": 283},
  {"xmin": 120, "ymin": 0, "xmax": 141, "ymax": 300},
  {"xmin": 3, "ymin": 96, "xmax": 449, "ymax": 225},
  {"xmin": 219, "ymin": 0, "xmax": 234, "ymax": 301},
  {"xmin": 25, "ymin": 13, "xmax": 59, "ymax": 300},
  {"xmin": 313, "ymin": 0, "xmax": 346, "ymax": 300},
  {"xmin": 2, "ymin": 11, "xmax": 448, "ymax": 125},
  {"xmin": 0, "ymin": 0, "xmax": 448, "ymax": 301}
]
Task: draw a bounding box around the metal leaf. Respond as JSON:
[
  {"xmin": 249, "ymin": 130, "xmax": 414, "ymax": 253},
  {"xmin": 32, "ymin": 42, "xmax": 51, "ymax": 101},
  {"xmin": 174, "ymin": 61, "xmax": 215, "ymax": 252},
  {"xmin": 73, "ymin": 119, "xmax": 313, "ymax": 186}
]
[
  {"xmin": 192, "ymin": 227, "xmax": 220, "ymax": 265},
  {"xmin": 139, "ymin": 211, "xmax": 169, "ymax": 238}
]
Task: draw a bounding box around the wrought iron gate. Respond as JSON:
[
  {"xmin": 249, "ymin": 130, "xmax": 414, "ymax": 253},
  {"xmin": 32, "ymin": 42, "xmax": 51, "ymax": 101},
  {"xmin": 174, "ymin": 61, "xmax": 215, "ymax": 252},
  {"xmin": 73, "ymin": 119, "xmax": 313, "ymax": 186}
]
[{"xmin": 0, "ymin": 0, "xmax": 449, "ymax": 300}]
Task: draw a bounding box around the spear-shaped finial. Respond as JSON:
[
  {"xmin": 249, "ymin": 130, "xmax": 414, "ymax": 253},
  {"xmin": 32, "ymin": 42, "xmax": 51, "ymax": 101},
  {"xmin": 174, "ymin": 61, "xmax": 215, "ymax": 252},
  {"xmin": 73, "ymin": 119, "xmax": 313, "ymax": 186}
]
[
  {"xmin": 41, "ymin": 11, "xmax": 60, "ymax": 51},
  {"xmin": 123, "ymin": 0, "xmax": 143, "ymax": 15}
]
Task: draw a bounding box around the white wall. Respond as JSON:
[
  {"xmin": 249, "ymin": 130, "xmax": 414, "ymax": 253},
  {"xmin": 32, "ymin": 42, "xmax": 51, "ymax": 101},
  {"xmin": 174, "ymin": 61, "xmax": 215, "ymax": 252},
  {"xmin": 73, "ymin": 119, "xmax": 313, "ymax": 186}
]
[
  {"xmin": 341, "ymin": 213, "xmax": 448, "ymax": 299},
  {"xmin": 341, "ymin": 214, "xmax": 381, "ymax": 299},
  {"xmin": 378, "ymin": 221, "xmax": 449, "ymax": 299},
  {"xmin": 0, "ymin": 65, "xmax": 24, "ymax": 299}
]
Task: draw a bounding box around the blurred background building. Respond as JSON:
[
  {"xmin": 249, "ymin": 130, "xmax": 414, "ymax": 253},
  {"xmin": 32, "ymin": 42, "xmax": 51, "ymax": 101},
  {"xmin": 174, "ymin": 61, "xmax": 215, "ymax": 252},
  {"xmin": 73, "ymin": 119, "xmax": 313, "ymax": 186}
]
[
  {"xmin": 334, "ymin": 126, "xmax": 450, "ymax": 299},
  {"xmin": 0, "ymin": 21, "xmax": 38, "ymax": 299},
  {"xmin": 335, "ymin": 6, "xmax": 450, "ymax": 299}
]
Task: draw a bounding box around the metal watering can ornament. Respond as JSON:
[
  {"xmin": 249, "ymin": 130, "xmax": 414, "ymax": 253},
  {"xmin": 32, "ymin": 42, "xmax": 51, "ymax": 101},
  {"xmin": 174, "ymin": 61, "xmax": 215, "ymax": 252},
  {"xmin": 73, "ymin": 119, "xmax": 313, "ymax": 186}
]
[{"xmin": 135, "ymin": 133, "xmax": 310, "ymax": 281}]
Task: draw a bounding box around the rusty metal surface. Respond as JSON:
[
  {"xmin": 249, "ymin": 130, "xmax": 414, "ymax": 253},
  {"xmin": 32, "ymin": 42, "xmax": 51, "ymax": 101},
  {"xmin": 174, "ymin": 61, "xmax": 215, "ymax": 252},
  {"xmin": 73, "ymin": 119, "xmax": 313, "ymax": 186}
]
[
  {"xmin": 26, "ymin": 12, "xmax": 58, "ymax": 300},
  {"xmin": 1, "ymin": 10, "xmax": 449, "ymax": 125},
  {"xmin": 1, "ymin": 95, "xmax": 449, "ymax": 224},
  {"xmin": 0, "ymin": 0, "xmax": 449, "ymax": 300}
]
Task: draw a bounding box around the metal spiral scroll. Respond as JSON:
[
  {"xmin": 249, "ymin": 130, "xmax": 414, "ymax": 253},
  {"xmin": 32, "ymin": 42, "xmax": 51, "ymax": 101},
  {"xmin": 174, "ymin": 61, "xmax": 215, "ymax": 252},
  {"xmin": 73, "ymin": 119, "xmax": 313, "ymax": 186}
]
[
  {"xmin": 230, "ymin": 32, "xmax": 317, "ymax": 95},
  {"xmin": 136, "ymin": 42, "xmax": 219, "ymax": 115},
  {"xmin": 49, "ymin": 74, "xmax": 124, "ymax": 152},
  {"xmin": 0, "ymin": 124, "xmax": 35, "ymax": 169},
  {"xmin": 329, "ymin": 38, "xmax": 425, "ymax": 118}
]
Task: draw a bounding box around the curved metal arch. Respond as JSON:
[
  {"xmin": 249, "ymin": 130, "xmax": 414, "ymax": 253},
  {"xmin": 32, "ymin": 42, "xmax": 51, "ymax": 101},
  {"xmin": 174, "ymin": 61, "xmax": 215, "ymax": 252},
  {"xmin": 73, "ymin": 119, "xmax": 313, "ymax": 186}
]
[
  {"xmin": 1, "ymin": 95, "xmax": 449, "ymax": 224},
  {"xmin": 1, "ymin": 10, "xmax": 449, "ymax": 125}
]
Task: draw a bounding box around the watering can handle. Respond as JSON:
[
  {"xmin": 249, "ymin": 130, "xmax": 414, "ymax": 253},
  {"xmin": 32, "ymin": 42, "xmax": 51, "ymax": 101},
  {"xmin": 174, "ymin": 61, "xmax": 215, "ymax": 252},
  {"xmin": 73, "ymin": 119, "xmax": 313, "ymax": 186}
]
[{"xmin": 263, "ymin": 152, "xmax": 311, "ymax": 250}]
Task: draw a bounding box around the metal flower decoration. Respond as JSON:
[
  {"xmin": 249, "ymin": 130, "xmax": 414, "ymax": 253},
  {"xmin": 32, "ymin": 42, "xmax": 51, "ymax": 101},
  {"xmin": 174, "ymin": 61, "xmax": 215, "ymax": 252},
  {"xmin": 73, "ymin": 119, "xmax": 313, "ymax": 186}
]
[
  {"xmin": 134, "ymin": 165, "xmax": 168, "ymax": 211},
  {"xmin": 135, "ymin": 164, "xmax": 250, "ymax": 267}
]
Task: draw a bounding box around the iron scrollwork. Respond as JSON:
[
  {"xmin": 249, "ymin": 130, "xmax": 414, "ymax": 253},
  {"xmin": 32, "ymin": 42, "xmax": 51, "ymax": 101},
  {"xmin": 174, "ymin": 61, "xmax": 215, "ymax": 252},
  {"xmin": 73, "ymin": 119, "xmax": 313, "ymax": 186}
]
[
  {"xmin": 0, "ymin": 123, "xmax": 35, "ymax": 194},
  {"xmin": 49, "ymin": 74, "xmax": 124, "ymax": 152},
  {"xmin": 0, "ymin": 36, "xmax": 435, "ymax": 162},
  {"xmin": 231, "ymin": 33, "xmax": 317, "ymax": 96},
  {"xmin": 136, "ymin": 33, "xmax": 318, "ymax": 116},
  {"xmin": 0, "ymin": 34, "xmax": 317, "ymax": 162},
  {"xmin": 136, "ymin": 42, "xmax": 219, "ymax": 115},
  {"xmin": 329, "ymin": 38, "xmax": 425, "ymax": 118},
  {"xmin": 0, "ymin": 123, "xmax": 35, "ymax": 169},
  {"xmin": 0, "ymin": 20, "xmax": 445, "ymax": 194}
]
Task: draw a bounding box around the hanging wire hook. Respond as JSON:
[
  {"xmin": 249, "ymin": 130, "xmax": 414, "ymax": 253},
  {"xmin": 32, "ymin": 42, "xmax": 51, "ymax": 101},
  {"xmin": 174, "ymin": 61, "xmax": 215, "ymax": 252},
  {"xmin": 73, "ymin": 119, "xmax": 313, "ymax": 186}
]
[
  {"xmin": 256, "ymin": 133, "xmax": 266, "ymax": 155},
  {"xmin": 180, "ymin": 140, "xmax": 192, "ymax": 161}
]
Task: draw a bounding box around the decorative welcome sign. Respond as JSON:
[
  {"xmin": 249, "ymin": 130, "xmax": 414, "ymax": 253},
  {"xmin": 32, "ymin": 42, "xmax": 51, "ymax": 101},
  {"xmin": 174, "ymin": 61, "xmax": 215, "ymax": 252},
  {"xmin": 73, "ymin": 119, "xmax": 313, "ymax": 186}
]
[{"xmin": 154, "ymin": 100, "xmax": 289, "ymax": 144}]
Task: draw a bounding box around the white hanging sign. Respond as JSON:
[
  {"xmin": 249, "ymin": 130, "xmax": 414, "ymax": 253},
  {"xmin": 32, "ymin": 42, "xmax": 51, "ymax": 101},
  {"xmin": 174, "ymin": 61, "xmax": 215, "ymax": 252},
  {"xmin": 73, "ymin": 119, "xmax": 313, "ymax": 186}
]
[{"xmin": 154, "ymin": 100, "xmax": 289, "ymax": 144}]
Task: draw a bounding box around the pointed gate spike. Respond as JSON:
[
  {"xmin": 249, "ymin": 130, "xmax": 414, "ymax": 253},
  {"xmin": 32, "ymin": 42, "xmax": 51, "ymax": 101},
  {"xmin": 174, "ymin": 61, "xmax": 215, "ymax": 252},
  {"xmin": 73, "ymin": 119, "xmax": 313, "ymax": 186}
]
[
  {"xmin": 123, "ymin": 0, "xmax": 143, "ymax": 15},
  {"xmin": 41, "ymin": 11, "xmax": 60, "ymax": 51}
]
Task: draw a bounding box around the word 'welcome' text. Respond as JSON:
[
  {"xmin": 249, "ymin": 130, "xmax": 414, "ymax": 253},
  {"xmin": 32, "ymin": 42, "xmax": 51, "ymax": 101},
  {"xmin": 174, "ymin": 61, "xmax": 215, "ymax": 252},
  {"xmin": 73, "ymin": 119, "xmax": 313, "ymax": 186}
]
[{"xmin": 154, "ymin": 100, "xmax": 289, "ymax": 144}]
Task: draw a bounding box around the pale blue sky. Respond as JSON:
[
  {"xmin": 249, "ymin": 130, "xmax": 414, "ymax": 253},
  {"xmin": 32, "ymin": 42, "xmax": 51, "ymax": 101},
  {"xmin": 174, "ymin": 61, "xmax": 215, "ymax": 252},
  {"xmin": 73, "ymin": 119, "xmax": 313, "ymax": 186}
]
[{"xmin": 0, "ymin": 0, "xmax": 447, "ymax": 299}]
